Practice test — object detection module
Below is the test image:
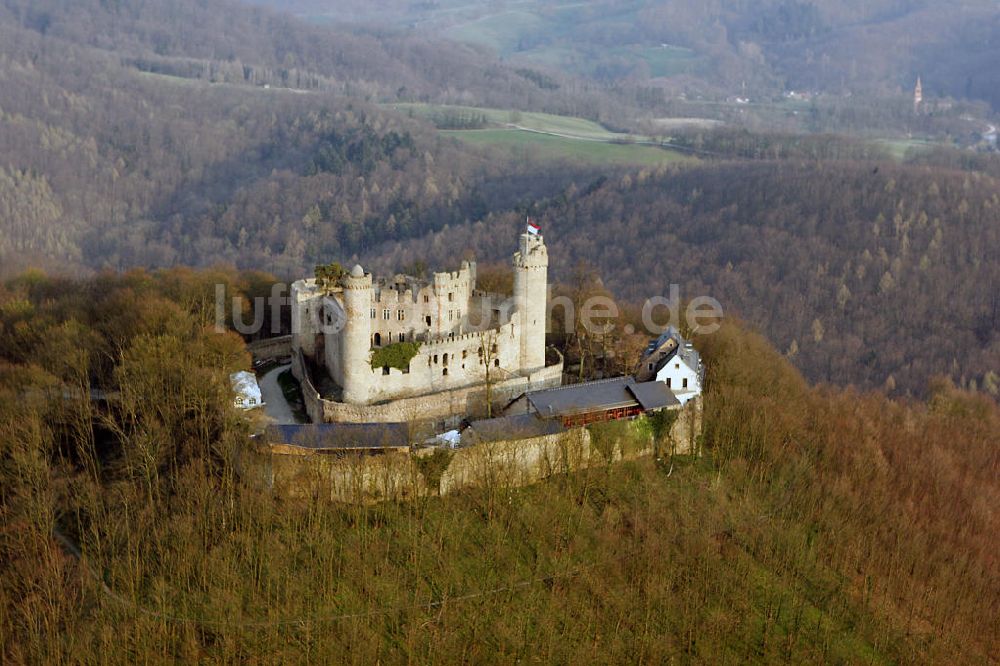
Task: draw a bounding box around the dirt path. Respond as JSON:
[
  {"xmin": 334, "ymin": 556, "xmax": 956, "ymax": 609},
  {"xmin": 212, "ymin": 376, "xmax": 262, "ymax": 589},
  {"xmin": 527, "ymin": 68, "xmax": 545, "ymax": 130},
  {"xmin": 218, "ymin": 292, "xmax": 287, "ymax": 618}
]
[{"xmin": 258, "ymin": 363, "xmax": 296, "ymax": 424}]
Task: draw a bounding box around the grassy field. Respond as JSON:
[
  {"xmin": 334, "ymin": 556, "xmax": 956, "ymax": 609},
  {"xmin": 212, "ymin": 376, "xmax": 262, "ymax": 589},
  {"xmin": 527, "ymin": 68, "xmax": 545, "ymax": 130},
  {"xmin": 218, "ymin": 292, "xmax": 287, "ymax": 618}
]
[
  {"xmin": 441, "ymin": 128, "xmax": 688, "ymax": 165},
  {"xmin": 390, "ymin": 102, "xmax": 629, "ymax": 140},
  {"xmin": 874, "ymin": 138, "xmax": 940, "ymax": 160},
  {"xmin": 390, "ymin": 102, "xmax": 689, "ymax": 165}
]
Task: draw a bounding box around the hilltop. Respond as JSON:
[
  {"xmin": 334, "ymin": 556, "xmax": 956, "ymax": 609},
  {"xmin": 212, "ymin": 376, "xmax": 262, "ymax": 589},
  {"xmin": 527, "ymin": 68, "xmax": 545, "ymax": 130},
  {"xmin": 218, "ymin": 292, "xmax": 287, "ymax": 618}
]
[{"xmin": 1, "ymin": 267, "xmax": 997, "ymax": 662}]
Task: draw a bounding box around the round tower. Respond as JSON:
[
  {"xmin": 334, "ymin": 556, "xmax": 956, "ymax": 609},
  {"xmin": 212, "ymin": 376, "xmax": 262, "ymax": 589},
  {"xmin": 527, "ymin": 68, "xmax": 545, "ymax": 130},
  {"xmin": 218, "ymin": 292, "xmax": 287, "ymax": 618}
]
[
  {"xmin": 513, "ymin": 231, "xmax": 548, "ymax": 373},
  {"xmin": 340, "ymin": 264, "xmax": 373, "ymax": 405}
]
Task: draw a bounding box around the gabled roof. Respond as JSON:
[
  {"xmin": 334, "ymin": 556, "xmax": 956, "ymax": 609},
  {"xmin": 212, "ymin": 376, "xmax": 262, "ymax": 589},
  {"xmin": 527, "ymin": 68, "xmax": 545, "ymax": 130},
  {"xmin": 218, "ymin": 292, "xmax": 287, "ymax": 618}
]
[
  {"xmin": 642, "ymin": 328, "xmax": 703, "ymax": 381},
  {"xmin": 525, "ymin": 377, "xmax": 678, "ymax": 418},
  {"xmin": 629, "ymin": 381, "xmax": 680, "ymax": 411},
  {"xmin": 465, "ymin": 413, "xmax": 565, "ymax": 444}
]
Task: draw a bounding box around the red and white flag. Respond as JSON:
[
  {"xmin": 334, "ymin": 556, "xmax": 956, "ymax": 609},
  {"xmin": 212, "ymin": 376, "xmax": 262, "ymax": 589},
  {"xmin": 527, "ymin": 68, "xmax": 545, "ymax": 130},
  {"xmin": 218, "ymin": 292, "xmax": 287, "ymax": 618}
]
[{"xmin": 526, "ymin": 217, "xmax": 541, "ymax": 235}]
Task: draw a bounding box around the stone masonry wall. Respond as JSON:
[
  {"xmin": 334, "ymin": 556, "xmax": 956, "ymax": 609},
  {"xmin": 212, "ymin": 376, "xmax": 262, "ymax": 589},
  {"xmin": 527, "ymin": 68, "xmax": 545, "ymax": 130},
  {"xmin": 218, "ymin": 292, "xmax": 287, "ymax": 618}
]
[
  {"xmin": 292, "ymin": 348, "xmax": 563, "ymax": 426},
  {"xmin": 259, "ymin": 398, "xmax": 703, "ymax": 503}
]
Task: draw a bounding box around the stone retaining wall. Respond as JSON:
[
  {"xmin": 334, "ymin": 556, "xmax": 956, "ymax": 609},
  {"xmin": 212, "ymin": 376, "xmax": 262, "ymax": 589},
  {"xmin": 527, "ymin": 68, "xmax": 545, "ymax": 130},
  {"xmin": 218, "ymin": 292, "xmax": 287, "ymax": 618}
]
[
  {"xmin": 247, "ymin": 335, "xmax": 293, "ymax": 362},
  {"xmin": 292, "ymin": 348, "xmax": 563, "ymax": 426},
  {"xmin": 257, "ymin": 398, "xmax": 703, "ymax": 503}
]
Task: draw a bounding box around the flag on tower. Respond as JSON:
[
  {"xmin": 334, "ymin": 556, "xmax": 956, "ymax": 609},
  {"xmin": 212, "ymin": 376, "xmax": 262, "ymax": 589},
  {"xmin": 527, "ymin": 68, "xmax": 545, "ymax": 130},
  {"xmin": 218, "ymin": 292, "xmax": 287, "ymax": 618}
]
[{"xmin": 526, "ymin": 217, "xmax": 541, "ymax": 235}]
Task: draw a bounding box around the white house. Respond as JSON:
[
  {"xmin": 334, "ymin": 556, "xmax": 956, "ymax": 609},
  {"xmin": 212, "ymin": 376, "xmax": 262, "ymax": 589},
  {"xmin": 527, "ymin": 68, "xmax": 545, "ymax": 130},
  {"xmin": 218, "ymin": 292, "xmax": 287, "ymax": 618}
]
[
  {"xmin": 230, "ymin": 371, "xmax": 263, "ymax": 410},
  {"xmin": 635, "ymin": 327, "xmax": 703, "ymax": 405}
]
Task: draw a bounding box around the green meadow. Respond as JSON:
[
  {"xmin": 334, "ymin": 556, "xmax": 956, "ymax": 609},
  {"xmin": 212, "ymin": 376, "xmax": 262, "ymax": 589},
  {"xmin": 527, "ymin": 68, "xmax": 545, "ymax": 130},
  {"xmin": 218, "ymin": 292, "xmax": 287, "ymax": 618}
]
[{"xmin": 440, "ymin": 128, "xmax": 688, "ymax": 165}]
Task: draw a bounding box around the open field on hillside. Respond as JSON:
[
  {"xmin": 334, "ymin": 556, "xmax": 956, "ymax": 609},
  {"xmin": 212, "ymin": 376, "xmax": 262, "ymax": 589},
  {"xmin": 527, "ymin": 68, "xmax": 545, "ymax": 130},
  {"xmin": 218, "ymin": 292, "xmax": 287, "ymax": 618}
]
[
  {"xmin": 440, "ymin": 128, "xmax": 688, "ymax": 165},
  {"xmin": 390, "ymin": 102, "xmax": 689, "ymax": 164},
  {"xmin": 389, "ymin": 102, "xmax": 632, "ymax": 140}
]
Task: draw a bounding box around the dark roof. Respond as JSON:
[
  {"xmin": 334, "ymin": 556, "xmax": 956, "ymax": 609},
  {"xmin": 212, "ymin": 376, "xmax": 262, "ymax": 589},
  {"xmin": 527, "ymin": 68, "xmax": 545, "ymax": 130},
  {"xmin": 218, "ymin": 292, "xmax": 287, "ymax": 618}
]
[
  {"xmin": 528, "ymin": 377, "xmax": 636, "ymax": 417},
  {"xmin": 526, "ymin": 377, "xmax": 677, "ymax": 418},
  {"xmin": 629, "ymin": 381, "xmax": 680, "ymax": 411},
  {"xmin": 643, "ymin": 328, "xmax": 703, "ymax": 381},
  {"xmin": 266, "ymin": 423, "xmax": 410, "ymax": 450},
  {"xmin": 465, "ymin": 413, "xmax": 565, "ymax": 444}
]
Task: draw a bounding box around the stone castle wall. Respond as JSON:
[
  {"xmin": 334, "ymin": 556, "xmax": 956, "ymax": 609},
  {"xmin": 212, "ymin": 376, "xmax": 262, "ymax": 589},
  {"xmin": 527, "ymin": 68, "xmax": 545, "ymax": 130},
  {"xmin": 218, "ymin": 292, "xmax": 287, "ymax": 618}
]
[
  {"xmin": 293, "ymin": 348, "xmax": 563, "ymax": 427},
  {"xmin": 258, "ymin": 398, "xmax": 703, "ymax": 503},
  {"xmin": 291, "ymin": 233, "xmax": 548, "ymax": 408},
  {"xmin": 246, "ymin": 335, "xmax": 292, "ymax": 362}
]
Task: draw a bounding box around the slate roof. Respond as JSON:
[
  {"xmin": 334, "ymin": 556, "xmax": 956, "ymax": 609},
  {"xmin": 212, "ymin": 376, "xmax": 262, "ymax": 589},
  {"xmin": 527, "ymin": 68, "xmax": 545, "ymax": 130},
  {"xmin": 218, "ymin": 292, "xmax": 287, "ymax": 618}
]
[
  {"xmin": 628, "ymin": 380, "xmax": 680, "ymax": 411},
  {"xmin": 525, "ymin": 377, "xmax": 678, "ymax": 418},
  {"xmin": 465, "ymin": 413, "xmax": 565, "ymax": 444},
  {"xmin": 266, "ymin": 423, "xmax": 410, "ymax": 450},
  {"xmin": 643, "ymin": 328, "xmax": 704, "ymax": 381}
]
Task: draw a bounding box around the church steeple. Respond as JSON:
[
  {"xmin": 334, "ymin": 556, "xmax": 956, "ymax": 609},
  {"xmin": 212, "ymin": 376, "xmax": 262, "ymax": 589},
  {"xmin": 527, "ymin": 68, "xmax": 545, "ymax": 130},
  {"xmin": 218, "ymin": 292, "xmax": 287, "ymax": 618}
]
[{"xmin": 914, "ymin": 76, "xmax": 923, "ymax": 114}]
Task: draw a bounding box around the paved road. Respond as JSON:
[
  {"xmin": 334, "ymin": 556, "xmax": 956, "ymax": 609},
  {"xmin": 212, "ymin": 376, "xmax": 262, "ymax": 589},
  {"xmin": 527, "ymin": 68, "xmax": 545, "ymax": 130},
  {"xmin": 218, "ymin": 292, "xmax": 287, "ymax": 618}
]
[{"xmin": 258, "ymin": 363, "xmax": 297, "ymax": 424}]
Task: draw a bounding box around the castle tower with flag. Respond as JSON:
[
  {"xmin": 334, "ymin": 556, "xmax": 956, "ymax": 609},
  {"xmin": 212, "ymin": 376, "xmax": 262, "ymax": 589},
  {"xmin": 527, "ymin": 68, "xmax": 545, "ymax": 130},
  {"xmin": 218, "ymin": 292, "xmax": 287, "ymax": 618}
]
[
  {"xmin": 514, "ymin": 219, "xmax": 548, "ymax": 373},
  {"xmin": 290, "ymin": 225, "xmax": 562, "ymax": 419}
]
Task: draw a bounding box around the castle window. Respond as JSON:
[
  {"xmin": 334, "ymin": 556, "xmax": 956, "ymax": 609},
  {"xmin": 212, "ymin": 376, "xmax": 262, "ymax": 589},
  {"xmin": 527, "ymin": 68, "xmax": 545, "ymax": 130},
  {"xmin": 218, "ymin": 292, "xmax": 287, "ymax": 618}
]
[
  {"xmin": 666, "ymin": 378, "xmax": 672, "ymax": 388},
  {"xmin": 494, "ymin": 359, "xmax": 500, "ymax": 367},
  {"xmin": 462, "ymin": 350, "xmax": 468, "ymax": 360},
  {"xmin": 398, "ymin": 332, "xmax": 405, "ymax": 343},
  {"xmin": 434, "ymin": 354, "xmax": 439, "ymax": 364},
  {"xmin": 443, "ymin": 368, "xmax": 448, "ymax": 376},
  {"xmin": 383, "ymin": 309, "xmax": 390, "ymax": 320},
  {"xmin": 443, "ymin": 353, "xmax": 448, "ymax": 366},
  {"xmin": 683, "ymin": 378, "xmax": 689, "ymax": 389},
  {"xmin": 448, "ymin": 311, "xmax": 453, "ymax": 322},
  {"xmin": 382, "ymin": 366, "xmax": 390, "ymax": 375},
  {"xmin": 648, "ymin": 363, "xmax": 653, "ymax": 371},
  {"xmin": 371, "ymin": 308, "xmax": 376, "ymax": 319},
  {"xmin": 448, "ymin": 292, "xmax": 454, "ymax": 302},
  {"xmin": 397, "ymin": 309, "xmax": 405, "ymax": 321},
  {"xmin": 373, "ymin": 332, "xmax": 381, "ymax": 347},
  {"xmin": 423, "ymin": 295, "xmax": 429, "ymax": 303},
  {"xmin": 675, "ymin": 363, "xmax": 680, "ymax": 369},
  {"xmin": 491, "ymin": 343, "xmax": 498, "ymax": 354},
  {"xmin": 425, "ymin": 315, "xmax": 431, "ymax": 326}
]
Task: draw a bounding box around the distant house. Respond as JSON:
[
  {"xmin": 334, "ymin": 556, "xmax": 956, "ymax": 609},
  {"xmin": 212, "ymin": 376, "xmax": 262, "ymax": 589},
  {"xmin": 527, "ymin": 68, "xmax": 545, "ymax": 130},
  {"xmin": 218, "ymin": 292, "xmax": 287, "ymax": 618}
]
[
  {"xmin": 230, "ymin": 371, "xmax": 262, "ymax": 410},
  {"xmin": 635, "ymin": 327, "xmax": 703, "ymax": 405},
  {"xmin": 508, "ymin": 376, "xmax": 678, "ymax": 428}
]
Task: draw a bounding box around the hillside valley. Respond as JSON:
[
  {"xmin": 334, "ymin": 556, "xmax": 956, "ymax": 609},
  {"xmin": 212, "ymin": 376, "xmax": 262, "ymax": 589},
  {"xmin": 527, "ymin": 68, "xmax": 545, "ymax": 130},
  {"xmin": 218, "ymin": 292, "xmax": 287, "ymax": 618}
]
[{"xmin": 0, "ymin": 2, "xmax": 998, "ymax": 661}]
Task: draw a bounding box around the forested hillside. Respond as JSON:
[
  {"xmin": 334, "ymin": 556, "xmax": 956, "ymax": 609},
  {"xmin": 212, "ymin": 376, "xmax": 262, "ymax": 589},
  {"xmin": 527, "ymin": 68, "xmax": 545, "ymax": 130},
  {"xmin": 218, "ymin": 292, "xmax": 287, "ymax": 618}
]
[
  {"xmin": 260, "ymin": 0, "xmax": 1000, "ymax": 111},
  {"xmin": 1, "ymin": 269, "xmax": 997, "ymax": 662},
  {"xmin": 1, "ymin": 0, "xmax": 996, "ymax": 395},
  {"xmin": 0, "ymin": 0, "xmax": 623, "ymax": 275},
  {"xmin": 366, "ymin": 159, "xmax": 1000, "ymax": 396}
]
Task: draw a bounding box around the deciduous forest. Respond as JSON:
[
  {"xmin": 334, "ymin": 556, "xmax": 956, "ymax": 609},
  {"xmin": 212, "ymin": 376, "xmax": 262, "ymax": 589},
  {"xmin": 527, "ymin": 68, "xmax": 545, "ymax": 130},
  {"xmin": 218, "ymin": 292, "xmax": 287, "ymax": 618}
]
[
  {"xmin": 1, "ymin": 271, "xmax": 996, "ymax": 662},
  {"xmin": 0, "ymin": 0, "xmax": 998, "ymax": 661}
]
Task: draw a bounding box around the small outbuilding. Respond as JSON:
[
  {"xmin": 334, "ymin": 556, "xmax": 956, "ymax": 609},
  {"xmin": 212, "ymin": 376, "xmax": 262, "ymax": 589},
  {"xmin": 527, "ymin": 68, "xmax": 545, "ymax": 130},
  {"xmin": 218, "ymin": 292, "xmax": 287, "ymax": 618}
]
[
  {"xmin": 510, "ymin": 377, "xmax": 679, "ymax": 428},
  {"xmin": 230, "ymin": 371, "xmax": 263, "ymax": 410}
]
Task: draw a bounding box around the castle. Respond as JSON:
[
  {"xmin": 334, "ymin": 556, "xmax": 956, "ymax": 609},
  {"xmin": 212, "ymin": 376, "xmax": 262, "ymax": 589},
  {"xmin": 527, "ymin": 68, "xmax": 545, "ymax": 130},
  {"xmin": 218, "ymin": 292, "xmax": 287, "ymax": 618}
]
[{"xmin": 290, "ymin": 231, "xmax": 563, "ymax": 423}]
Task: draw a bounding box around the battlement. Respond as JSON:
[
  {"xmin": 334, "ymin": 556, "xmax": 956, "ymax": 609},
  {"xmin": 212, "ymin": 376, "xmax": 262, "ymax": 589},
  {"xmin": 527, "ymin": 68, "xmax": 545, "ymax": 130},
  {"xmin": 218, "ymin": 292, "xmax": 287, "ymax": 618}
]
[
  {"xmin": 292, "ymin": 232, "xmax": 548, "ymax": 409},
  {"xmin": 417, "ymin": 316, "xmax": 519, "ymax": 351}
]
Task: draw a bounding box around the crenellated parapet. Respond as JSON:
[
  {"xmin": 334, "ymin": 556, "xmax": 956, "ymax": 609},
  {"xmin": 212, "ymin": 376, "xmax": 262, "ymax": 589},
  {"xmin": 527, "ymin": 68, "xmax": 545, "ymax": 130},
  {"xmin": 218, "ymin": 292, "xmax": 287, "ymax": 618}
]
[{"xmin": 290, "ymin": 232, "xmax": 553, "ymax": 410}]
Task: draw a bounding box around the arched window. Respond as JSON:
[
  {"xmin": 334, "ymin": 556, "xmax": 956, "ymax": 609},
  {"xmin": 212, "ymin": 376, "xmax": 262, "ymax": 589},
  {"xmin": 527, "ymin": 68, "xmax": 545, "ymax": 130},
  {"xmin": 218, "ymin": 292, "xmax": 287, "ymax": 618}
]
[
  {"xmin": 442, "ymin": 353, "xmax": 449, "ymax": 366},
  {"xmin": 373, "ymin": 332, "xmax": 381, "ymax": 347},
  {"xmin": 443, "ymin": 368, "xmax": 449, "ymax": 376}
]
